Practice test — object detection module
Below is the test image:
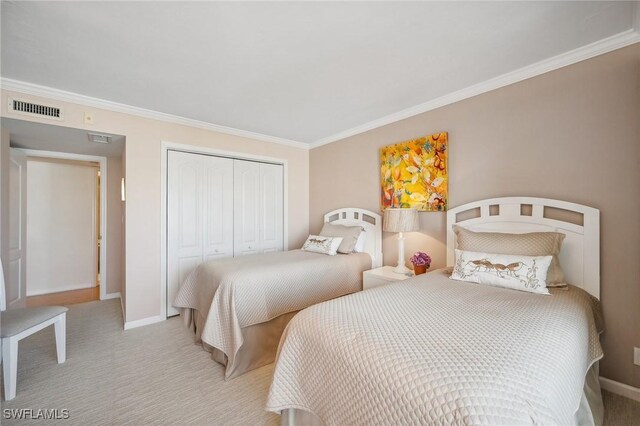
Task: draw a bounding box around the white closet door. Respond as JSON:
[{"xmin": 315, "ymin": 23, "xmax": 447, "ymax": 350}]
[
  {"xmin": 259, "ymin": 163, "xmax": 284, "ymax": 253},
  {"xmin": 234, "ymin": 160, "xmax": 260, "ymax": 256},
  {"xmin": 203, "ymin": 155, "xmax": 234, "ymax": 261}
]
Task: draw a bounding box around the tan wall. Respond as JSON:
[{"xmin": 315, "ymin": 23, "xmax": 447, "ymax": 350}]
[
  {"xmin": 106, "ymin": 157, "xmax": 123, "ymax": 295},
  {"xmin": 0, "ymin": 92, "xmax": 310, "ymax": 323},
  {"xmin": 310, "ymin": 44, "xmax": 640, "ymax": 387}
]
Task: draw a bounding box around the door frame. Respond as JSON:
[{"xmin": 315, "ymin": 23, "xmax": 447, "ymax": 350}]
[
  {"xmin": 20, "ymin": 149, "xmax": 110, "ymax": 301},
  {"xmin": 160, "ymin": 141, "xmax": 289, "ymax": 320}
]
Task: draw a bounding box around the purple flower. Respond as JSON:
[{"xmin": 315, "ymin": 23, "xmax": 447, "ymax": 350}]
[{"xmin": 410, "ymin": 251, "xmax": 431, "ymax": 267}]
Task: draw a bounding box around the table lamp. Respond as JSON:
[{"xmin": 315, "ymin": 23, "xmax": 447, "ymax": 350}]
[{"xmin": 383, "ymin": 208, "xmax": 419, "ymax": 274}]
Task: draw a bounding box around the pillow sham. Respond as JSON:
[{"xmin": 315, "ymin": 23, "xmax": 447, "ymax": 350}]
[
  {"xmin": 319, "ymin": 223, "xmax": 364, "ymax": 254},
  {"xmin": 451, "ymin": 249, "xmax": 552, "ymax": 295},
  {"xmin": 302, "ymin": 235, "xmax": 343, "ymax": 256},
  {"xmin": 453, "ymin": 225, "xmax": 566, "ymax": 287},
  {"xmin": 353, "ymin": 230, "xmax": 367, "ymax": 253}
]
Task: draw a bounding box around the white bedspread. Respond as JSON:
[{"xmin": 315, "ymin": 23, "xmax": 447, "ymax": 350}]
[
  {"xmin": 266, "ymin": 268, "xmax": 603, "ymax": 425},
  {"xmin": 173, "ymin": 250, "xmax": 371, "ymax": 378}
]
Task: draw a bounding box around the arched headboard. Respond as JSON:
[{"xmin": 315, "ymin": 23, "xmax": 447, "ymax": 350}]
[
  {"xmin": 324, "ymin": 208, "xmax": 383, "ymax": 268},
  {"xmin": 446, "ymin": 197, "xmax": 600, "ymax": 299}
]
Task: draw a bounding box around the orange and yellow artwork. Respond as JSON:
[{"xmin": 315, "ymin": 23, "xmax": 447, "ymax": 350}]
[{"xmin": 380, "ymin": 132, "xmax": 448, "ymax": 211}]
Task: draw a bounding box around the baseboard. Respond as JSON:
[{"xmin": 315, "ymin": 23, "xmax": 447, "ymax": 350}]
[
  {"xmin": 27, "ymin": 283, "xmax": 97, "ymax": 296},
  {"xmin": 102, "ymin": 292, "xmax": 121, "ymax": 300},
  {"xmin": 123, "ymin": 315, "xmax": 165, "ymax": 330},
  {"xmin": 600, "ymin": 376, "xmax": 640, "ymax": 402}
]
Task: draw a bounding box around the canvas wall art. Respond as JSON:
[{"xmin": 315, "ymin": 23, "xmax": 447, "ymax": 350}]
[{"xmin": 380, "ymin": 132, "xmax": 448, "ymax": 211}]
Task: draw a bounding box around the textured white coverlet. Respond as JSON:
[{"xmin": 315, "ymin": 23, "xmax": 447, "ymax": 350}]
[
  {"xmin": 173, "ymin": 250, "xmax": 371, "ymax": 378},
  {"xmin": 266, "ymin": 269, "xmax": 603, "ymax": 425}
]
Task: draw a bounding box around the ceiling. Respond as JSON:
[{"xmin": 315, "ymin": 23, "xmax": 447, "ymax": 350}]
[
  {"xmin": 1, "ymin": 1, "xmax": 637, "ymax": 144},
  {"xmin": 3, "ymin": 118, "xmax": 125, "ymax": 158}
]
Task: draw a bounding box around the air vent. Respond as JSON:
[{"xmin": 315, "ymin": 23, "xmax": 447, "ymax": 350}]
[
  {"xmin": 88, "ymin": 133, "xmax": 111, "ymax": 144},
  {"xmin": 8, "ymin": 98, "xmax": 63, "ymax": 120}
]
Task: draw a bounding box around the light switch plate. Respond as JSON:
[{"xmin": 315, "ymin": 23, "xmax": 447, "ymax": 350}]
[{"xmin": 634, "ymin": 347, "xmax": 640, "ymax": 366}]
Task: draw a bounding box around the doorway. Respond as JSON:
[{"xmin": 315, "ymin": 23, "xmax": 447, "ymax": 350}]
[
  {"xmin": 2, "ymin": 117, "xmax": 125, "ymax": 311},
  {"xmin": 25, "ymin": 156, "xmax": 101, "ymax": 307}
]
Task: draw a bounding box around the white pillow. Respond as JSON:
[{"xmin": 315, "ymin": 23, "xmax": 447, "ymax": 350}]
[
  {"xmin": 353, "ymin": 231, "xmax": 367, "ymax": 253},
  {"xmin": 450, "ymin": 249, "xmax": 552, "ymax": 295},
  {"xmin": 302, "ymin": 235, "xmax": 343, "ymax": 256}
]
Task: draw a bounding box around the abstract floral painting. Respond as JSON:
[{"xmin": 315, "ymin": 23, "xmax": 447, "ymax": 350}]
[{"xmin": 380, "ymin": 132, "xmax": 448, "ymax": 211}]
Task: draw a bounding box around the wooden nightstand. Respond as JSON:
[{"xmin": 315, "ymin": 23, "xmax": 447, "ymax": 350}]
[{"xmin": 363, "ymin": 266, "xmax": 413, "ymax": 290}]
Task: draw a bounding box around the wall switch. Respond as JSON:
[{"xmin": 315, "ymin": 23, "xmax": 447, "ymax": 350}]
[
  {"xmin": 635, "ymin": 347, "xmax": 640, "ymax": 366},
  {"xmin": 84, "ymin": 112, "xmax": 94, "ymax": 124}
]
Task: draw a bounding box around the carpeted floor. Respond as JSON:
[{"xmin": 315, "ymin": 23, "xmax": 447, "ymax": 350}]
[{"xmin": 1, "ymin": 299, "xmax": 639, "ymax": 425}]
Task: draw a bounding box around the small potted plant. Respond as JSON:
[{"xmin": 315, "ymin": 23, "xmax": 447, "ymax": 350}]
[{"xmin": 410, "ymin": 251, "xmax": 431, "ymax": 275}]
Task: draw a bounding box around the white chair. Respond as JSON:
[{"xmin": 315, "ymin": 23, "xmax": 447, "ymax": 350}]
[{"xmin": 0, "ymin": 260, "xmax": 68, "ymax": 401}]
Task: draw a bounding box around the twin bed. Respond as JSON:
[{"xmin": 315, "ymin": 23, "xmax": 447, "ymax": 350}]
[
  {"xmin": 173, "ymin": 207, "xmax": 383, "ymax": 379},
  {"xmin": 175, "ymin": 197, "xmax": 604, "ymax": 425}
]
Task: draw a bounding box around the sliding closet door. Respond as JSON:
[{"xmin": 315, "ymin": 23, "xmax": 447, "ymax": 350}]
[
  {"xmin": 234, "ymin": 160, "xmax": 260, "ymax": 256},
  {"xmin": 259, "ymin": 163, "xmax": 284, "ymax": 253},
  {"xmin": 167, "ymin": 151, "xmax": 234, "ymax": 317}
]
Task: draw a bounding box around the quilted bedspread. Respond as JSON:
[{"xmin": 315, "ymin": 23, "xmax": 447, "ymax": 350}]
[
  {"xmin": 266, "ymin": 268, "xmax": 603, "ymax": 425},
  {"xmin": 173, "ymin": 250, "xmax": 371, "ymax": 377}
]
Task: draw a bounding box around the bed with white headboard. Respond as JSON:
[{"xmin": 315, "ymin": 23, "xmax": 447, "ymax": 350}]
[
  {"xmin": 446, "ymin": 196, "xmax": 600, "ymax": 298},
  {"xmin": 268, "ymin": 197, "xmax": 604, "ymax": 426},
  {"xmin": 324, "ymin": 207, "xmax": 383, "ymax": 268}
]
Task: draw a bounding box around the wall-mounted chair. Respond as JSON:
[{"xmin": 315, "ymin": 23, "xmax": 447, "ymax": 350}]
[{"xmin": 0, "ymin": 259, "xmax": 68, "ymax": 401}]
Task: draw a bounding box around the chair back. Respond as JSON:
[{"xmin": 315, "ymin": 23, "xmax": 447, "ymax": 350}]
[{"xmin": 0, "ymin": 258, "xmax": 6, "ymax": 311}]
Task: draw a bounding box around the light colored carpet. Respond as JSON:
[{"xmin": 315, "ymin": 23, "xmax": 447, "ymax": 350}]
[
  {"xmin": 1, "ymin": 299, "xmax": 639, "ymax": 425},
  {"xmin": 1, "ymin": 299, "xmax": 278, "ymax": 425}
]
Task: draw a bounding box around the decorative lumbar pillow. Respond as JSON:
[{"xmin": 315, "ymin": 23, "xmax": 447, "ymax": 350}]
[
  {"xmin": 353, "ymin": 230, "xmax": 367, "ymax": 253},
  {"xmin": 302, "ymin": 235, "xmax": 343, "ymax": 256},
  {"xmin": 453, "ymin": 225, "xmax": 566, "ymax": 287},
  {"xmin": 451, "ymin": 249, "xmax": 552, "ymax": 295},
  {"xmin": 319, "ymin": 223, "xmax": 364, "ymax": 254}
]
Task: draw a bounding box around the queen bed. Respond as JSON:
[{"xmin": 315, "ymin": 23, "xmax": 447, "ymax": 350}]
[
  {"xmin": 173, "ymin": 207, "xmax": 382, "ymax": 379},
  {"xmin": 266, "ymin": 197, "xmax": 605, "ymax": 425}
]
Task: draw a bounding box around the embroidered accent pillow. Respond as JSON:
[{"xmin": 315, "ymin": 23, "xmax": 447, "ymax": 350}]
[
  {"xmin": 302, "ymin": 235, "xmax": 343, "ymax": 256},
  {"xmin": 450, "ymin": 249, "xmax": 553, "ymax": 295},
  {"xmin": 453, "ymin": 225, "xmax": 566, "ymax": 287},
  {"xmin": 319, "ymin": 223, "xmax": 364, "ymax": 254}
]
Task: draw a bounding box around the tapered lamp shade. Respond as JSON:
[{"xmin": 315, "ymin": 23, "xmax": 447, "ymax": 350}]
[
  {"xmin": 383, "ymin": 208, "xmax": 419, "ymax": 274},
  {"xmin": 383, "ymin": 208, "xmax": 419, "ymax": 232}
]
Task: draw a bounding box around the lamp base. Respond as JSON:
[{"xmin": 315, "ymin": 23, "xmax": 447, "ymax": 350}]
[{"xmin": 393, "ymin": 264, "xmax": 412, "ymax": 275}]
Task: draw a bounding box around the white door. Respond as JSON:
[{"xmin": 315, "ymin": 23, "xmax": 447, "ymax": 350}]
[
  {"xmin": 233, "ymin": 160, "xmax": 261, "ymax": 256},
  {"xmin": 167, "ymin": 151, "xmax": 234, "ymax": 317},
  {"xmin": 168, "ymin": 151, "xmax": 204, "ymax": 317},
  {"xmin": 203, "ymin": 155, "xmax": 234, "ymax": 261},
  {"xmin": 7, "ymin": 149, "xmax": 27, "ymax": 309},
  {"xmin": 259, "ymin": 163, "xmax": 284, "ymax": 253}
]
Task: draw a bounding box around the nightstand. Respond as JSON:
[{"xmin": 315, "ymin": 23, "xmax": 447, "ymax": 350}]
[{"xmin": 363, "ymin": 266, "xmax": 413, "ymax": 290}]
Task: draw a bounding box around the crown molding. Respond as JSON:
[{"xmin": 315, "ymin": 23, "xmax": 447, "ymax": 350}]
[
  {"xmin": 310, "ymin": 28, "xmax": 640, "ymax": 149},
  {"xmin": 0, "ymin": 78, "xmax": 310, "ymax": 150}
]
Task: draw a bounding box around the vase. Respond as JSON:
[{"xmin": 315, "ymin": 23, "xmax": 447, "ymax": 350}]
[{"xmin": 413, "ymin": 264, "xmax": 428, "ymax": 275}]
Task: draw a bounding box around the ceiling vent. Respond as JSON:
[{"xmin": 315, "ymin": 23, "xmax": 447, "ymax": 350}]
[
  {"xmin": 88, "ymin": 133, "xmax": 112, "ymax": 144},
  {"xmin": 8, "ymin": 97, "xmax": 63, "ymax": 120}
]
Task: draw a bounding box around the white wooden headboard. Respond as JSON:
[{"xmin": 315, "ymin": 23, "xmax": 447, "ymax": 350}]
[
  {"xmin": 324, "ymin": 208, "xmax": 383, "ymax": 268},
  {"xmin": 446, "ymin": 197, "xmax": 600, "ymax": 299}
]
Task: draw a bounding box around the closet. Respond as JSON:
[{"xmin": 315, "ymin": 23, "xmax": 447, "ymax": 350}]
[{"xmin": 167, "ymin": 150, "xmax": 284, "ymax": 316}]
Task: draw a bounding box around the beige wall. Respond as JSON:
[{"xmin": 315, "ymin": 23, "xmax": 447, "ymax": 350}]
[
  {"xmin": 106, "ymin": 157, "xmax": 123, "ymax": 296},
  {"xmin": 0, "ymin": 92, "xmax": 310, "ymax": 323},
  {"xmin": 310, "ymin": 43, "xmax": 640, "ymax": 388},
  {"xmin": 26, "ymin": 159, "xmax": 99, "ymax": 295}
]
